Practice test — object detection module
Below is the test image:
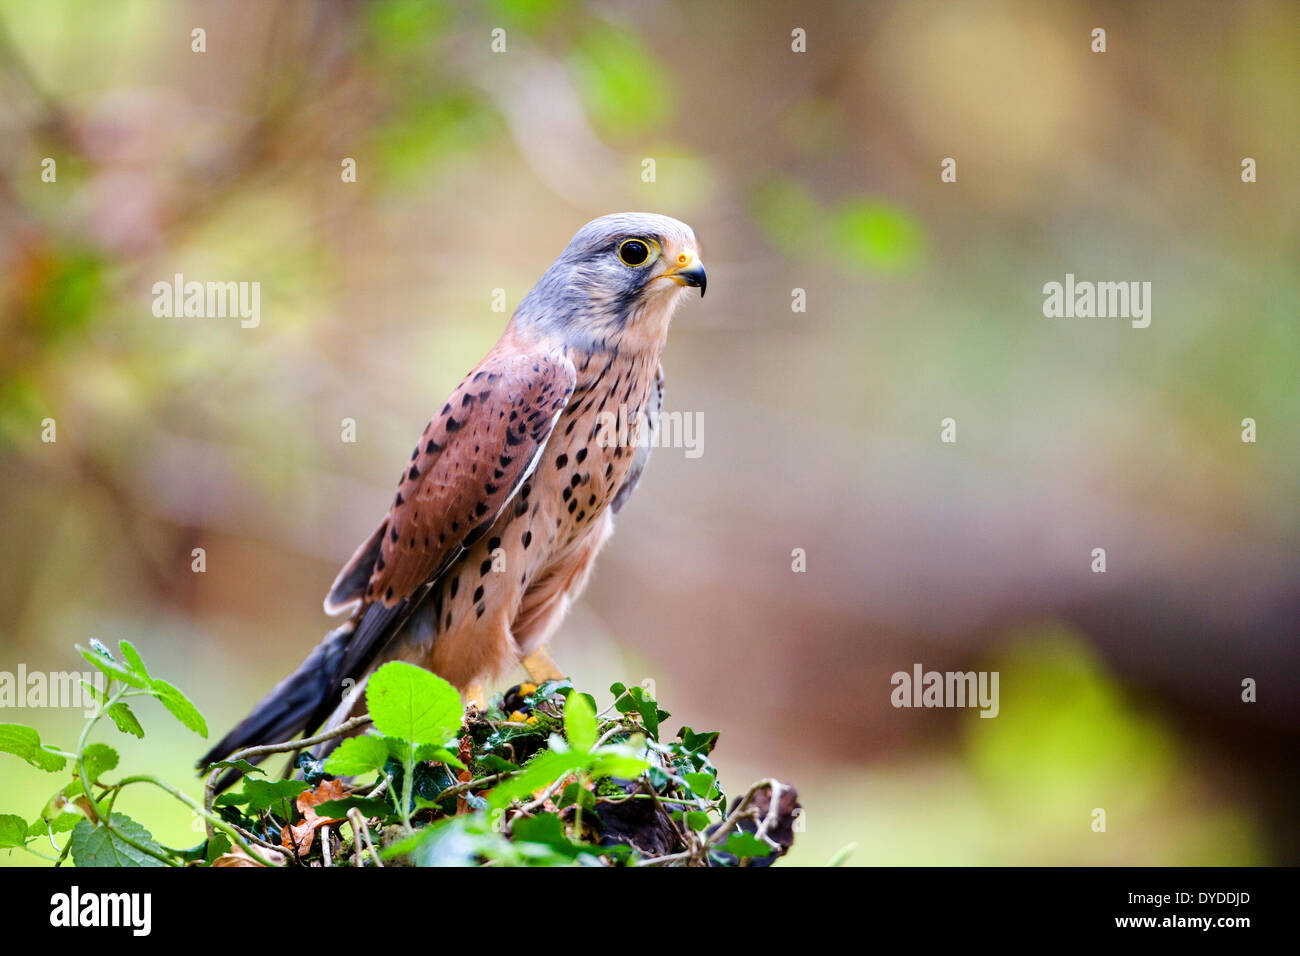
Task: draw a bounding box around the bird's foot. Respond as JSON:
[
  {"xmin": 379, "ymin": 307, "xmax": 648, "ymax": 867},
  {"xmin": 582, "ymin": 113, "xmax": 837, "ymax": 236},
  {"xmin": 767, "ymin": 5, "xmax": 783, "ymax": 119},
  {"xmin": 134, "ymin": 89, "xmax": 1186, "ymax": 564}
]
[{"xmin": 520, "ymin": 647, "xmax": 566, "ymax": 684}]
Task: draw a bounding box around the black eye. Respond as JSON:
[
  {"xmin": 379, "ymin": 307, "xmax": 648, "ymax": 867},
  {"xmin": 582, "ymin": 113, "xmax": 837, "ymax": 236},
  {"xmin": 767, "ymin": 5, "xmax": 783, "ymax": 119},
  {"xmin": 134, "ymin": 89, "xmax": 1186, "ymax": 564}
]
[{"xmin": 617, "ymin": 239, "xmax": 650, "ymax": 267}]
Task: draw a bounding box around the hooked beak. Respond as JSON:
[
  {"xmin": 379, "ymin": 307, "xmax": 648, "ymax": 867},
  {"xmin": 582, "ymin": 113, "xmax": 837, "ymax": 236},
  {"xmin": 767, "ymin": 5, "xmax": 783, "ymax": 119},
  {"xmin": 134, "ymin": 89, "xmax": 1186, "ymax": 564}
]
[{"xmin": 662, "ymin": 253, "xmax": 707, "ymax": 297}]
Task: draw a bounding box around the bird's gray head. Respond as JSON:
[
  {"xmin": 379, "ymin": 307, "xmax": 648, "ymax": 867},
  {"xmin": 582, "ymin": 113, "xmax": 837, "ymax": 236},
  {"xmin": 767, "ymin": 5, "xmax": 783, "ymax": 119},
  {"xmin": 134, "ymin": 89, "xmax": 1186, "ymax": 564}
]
[{"xmin": 515, "ymin": 212, "xmax": 705, "ymax": 349}]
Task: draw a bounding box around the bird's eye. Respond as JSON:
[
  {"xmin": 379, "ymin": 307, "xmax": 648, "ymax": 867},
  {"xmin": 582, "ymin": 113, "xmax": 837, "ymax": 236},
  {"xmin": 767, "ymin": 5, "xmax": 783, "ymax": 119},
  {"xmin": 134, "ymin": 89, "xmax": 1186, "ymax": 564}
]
[{"xmin": 617, "ymin": 238, "xmax": 653, "ymax": 267}]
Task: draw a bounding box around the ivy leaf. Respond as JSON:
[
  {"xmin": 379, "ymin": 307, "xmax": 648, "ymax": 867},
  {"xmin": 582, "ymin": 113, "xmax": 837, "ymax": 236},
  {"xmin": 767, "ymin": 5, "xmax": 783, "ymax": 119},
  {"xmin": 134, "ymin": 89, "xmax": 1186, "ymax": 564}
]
[
  {"xmin": 0, "ymin": 814, "xmax": 27, "ymax": 848},
  {"xmin": 488, "ymin": 749, "xmax": 583, "ymax": 809},
  {"xmin": 510, "ymin": 812, "xmax": 585, "ymax": 859},
  {"xmin": 203, "ymin": 758, "xmax": 265, "ymax": 777},
  {"xmin": 77, "ymin": 643, "xmax": 148, "ymax": 689},
  {"xmin": 683, "ymin": 771, "xmax": 716, "ymax": 799},
  {"xmin": 684, "ymin": 810, "xmax": 711, "ymax": 832},
  {"xmin": 220, "ymin": 779, "xmax": 308, "ymax": 814},
  {"xmin": 564, "ymin": 691, "xmax": 597, "ymax": 753},
  {"xmin": 325, "ymin": 736, "xmax": 389, "ymax": 776},
  {"xmin": 69, "ymin": 815, "xmax": 168, "ymax": 867},
  {"xmin": 148, "ymin": 679, "xmax": 208, "ymax": 737},
  {"xmin": 0, "ymin": 723, "xmax": 66, "ymax": 772},
  {"xmin": 315, "ymin": 796, "xmax": 392, "ymax": 819},
  {"xmin": 677, "ymin": 727, "xmax": 719, "ymax": 755},
  {"xmin": 718, "ymin": 831, "xmax": 772, "ymax": 860},
  {"xmin": 473, "ymin": 753, "xmax": 519, "ymax": 774},
  {"xmin": 366, "ymin": 661, "xmax": 463, "ymax": 745},
  {"xmin": 80, "ymin": 743, "xmax": 119, "ymax": 785}
]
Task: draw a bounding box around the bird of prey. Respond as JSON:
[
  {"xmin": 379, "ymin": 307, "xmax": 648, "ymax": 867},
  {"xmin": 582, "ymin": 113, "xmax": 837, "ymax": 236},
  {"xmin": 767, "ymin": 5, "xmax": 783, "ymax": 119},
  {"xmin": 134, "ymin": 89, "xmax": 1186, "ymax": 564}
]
[{"xmin": 199, "ymin": 212, "xmax": 705, "ymax": 783}]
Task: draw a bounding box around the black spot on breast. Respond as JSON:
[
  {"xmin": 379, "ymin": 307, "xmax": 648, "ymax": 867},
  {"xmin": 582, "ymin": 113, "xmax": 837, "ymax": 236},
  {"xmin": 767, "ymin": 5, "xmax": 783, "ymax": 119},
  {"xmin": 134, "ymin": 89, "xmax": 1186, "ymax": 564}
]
[
  {"xmin": 522, "ymin": 530, "xmax": 532, "ymax": 548},
  {"xmin": 426, "ymin": 440, "xmax": 440, "ymax": 454},
  {"xmin": 475, "ymin": 501, "xmax": 488, "ymax": 517},
  {"xmin": 450, "ymin": 576, "xmax": 459, "ymax": 597},
  {"xmin": 473, "ymin": 585, "xmax": 484, "ymax": 602},
  {"xmin": 480, "ymin": 559, "xmax": 492, "ymax": 576},
  {"xmin": 555, "ymin": 453, "xmax": 568, "ymax": 468},
  {"xmin": 446, "ymin": 417, "xmax": 461, "ymax": 432},
  {"xmin": 576, "ymin": 448, "xmax": 587, "ymax": 463},
  {"xmin": 488, "ymin": 537, "xmax": 500, "ymax": 551},
  {"xmin": 568, "ymin": 499, "xmax": 577, "ymax": 514},
  {"xmin": 408, "ymin": 465, "xmax": 419, "ymax": 481},
  {"xmin": 390, "ymin": 526, "xmax": 399, "ymax": 543}
]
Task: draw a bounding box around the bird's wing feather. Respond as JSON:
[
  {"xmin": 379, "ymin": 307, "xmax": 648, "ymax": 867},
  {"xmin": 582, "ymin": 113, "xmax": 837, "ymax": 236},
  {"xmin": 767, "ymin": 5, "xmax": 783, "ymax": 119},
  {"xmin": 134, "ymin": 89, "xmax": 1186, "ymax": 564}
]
[
  {"xmin": 201, "ymin": 348, "xmax": 575, "ymax": 776},
  {"xmin": 612, "ymin": 363, "xmax": 662, "ymax": 513},
  {"xmin": 316, "ymin": 347, "xmax": 575, "ymax": 705},
  {"xmin": 371, "ymin": 348, "xmax": 575, "ymax": 604}
]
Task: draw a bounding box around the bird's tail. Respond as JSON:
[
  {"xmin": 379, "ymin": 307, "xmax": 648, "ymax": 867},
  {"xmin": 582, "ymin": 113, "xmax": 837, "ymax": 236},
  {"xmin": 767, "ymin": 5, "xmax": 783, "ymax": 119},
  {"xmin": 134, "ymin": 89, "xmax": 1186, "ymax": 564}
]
[{"xmin": 196, "ymin": 621, "xmax": 355, "ymax": 792}]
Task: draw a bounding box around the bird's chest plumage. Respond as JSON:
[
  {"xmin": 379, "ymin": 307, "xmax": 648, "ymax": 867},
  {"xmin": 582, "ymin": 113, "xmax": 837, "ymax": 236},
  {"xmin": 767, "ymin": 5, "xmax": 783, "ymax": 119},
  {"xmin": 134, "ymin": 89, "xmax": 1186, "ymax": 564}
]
[{"xmin": 421, "ymin": 347, "xmax": 658, "ymax": 652}]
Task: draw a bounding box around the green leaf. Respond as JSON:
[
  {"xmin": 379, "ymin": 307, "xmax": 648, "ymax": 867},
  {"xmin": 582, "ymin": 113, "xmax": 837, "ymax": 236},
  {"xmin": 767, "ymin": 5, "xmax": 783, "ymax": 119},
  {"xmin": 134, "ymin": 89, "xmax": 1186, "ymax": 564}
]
[
  {"xmin": 677, "ymin": 727, "xmax": 719, "ymax": 755},
  {"xmin": 564, "ymin": 690, "xmax": 597, "ymax": 752},
  {"xmin": 683, "ymin": 771, "xmax": 716, "ymax": 799},
  {"xmin": 510, "ymin": 812, "xmax": 584, "ymax": 859},
  {"xmin": 77, "ymin": 643, "xmax": 148, "ymax": 689},
  {"xmin": 488, "ymin": 749, "xmax": 583, "ymax": 809},
  {"xmin": 80, "ymin": 743, "xmax": 119, "ymax": 784},
  {"xmin": 0, "ymin": 814, "xmax": 27, "ymax": 848},
  {"xmin": 587, "ymin": 749, "xmax": 650, "ymax": 781},
  {"xmin": 222, "ymin": 779, "xmax": 308, "ymax": 814},
  {"xmin": 366, "ymin": 661, "xmax": 463, "ymax": 745},
  {"xmin": 684, "ymin": 810, "xmax": 711, "ymax": 832},
  {"xmin": 26, "ymin": 812, "xmax": 79, "ymax": 837},
  {"xmin": 474, "ymin": 754, "xmax": 520, "ymax": 774},
  {"xmin": 415, "ymin": 744, "xmax": 467, "ymax": 771},
  {"xmin": 69, "ymin": 815, "xmax": 168, "ymax": 867},
  {"xmin": 148, "ymin": 678, "xmax": 208, "ymax": 737},
  {"xmin": 118, "ymin": 640, "xmax": 151, "ymax": 681},
  {"xmin": 315, "ymin": 796, "xmax": 393, "ymax": 819},
  {"xmin": 203, "ymin": 758, "xmax": 265, "ymax": 777},
  {"xmin": 719, "ymin": 831, "xmax": 772, "ymax": 860},
  {"xmin": 105, "ymin": 703, "xmax": 144, "ymax": 739},
  {"xmin": 0, "ymin": 723, "xmax": 66, "ymax": 772},
  {"xmin": 325, "ymin": 736, "xmax": 390, "ymax": 776}
]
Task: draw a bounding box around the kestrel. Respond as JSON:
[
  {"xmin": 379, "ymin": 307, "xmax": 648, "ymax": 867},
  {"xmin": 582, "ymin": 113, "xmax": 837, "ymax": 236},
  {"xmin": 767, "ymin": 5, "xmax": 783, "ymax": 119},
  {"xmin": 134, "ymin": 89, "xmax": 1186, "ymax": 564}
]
[{"xmin": 200, "ymin": 212, "xmax": 705, "ymax": 781}]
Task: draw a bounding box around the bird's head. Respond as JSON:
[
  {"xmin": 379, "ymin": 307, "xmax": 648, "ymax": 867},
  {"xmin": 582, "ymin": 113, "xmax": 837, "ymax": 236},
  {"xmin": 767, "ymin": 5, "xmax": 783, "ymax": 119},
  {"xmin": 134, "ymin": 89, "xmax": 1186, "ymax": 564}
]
[{"xmin": 516, "ymin": 212, "xmax": 705, "ymax": 350}]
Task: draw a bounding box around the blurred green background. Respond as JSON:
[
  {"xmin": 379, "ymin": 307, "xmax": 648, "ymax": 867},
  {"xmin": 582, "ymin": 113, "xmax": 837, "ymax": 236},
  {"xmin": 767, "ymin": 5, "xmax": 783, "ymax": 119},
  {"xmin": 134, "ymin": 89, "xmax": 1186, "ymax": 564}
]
[{"xmin": 1, "ymin": 0, "xmax": 1297, "ymax": 865}]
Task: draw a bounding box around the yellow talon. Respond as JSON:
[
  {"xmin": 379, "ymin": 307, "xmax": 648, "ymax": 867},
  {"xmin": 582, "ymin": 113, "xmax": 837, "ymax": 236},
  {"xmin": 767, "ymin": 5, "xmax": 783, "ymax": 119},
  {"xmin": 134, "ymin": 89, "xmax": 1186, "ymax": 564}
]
[
  {"xmin": 508, "ymin": 710, "xmax": 528, "ymax": 723},
  {"xmin": 520, "ymin": 648, "xmax": 565, "ymax": 684},
  {"xmin": 518, "ymin": 682, "xmax": 538, "ymax": 696}
]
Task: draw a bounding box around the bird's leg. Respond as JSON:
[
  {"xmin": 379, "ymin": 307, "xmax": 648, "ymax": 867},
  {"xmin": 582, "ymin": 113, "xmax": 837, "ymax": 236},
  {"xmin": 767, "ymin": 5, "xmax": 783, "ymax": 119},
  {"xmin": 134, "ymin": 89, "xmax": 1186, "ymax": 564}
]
[
  {"xmin": 520, "ymin": 647, "xmax": 566, "ymax": 684},
  {"xmin": 464, "ymin": 682, "xmax": 488, "ymax": 711}
]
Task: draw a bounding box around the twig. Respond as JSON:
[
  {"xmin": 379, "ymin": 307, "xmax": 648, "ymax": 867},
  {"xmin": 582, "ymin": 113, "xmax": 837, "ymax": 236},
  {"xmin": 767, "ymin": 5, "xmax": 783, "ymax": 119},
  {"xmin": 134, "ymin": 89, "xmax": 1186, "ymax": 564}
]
[
  {"xmin": 347, "ymin": 807, "xmax": 383, "ymax": 867},
  {"xmin": 202, "ymin": 713, "xmax": 374, "ymax": 837}
]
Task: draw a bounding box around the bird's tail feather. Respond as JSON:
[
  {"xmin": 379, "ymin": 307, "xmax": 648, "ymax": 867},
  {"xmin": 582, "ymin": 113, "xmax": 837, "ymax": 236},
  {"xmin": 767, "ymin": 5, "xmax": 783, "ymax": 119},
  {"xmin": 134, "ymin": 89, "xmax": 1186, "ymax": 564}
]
[{"xmin": 196, "ymin": 621, "xmax": 354, "ymax": 791}]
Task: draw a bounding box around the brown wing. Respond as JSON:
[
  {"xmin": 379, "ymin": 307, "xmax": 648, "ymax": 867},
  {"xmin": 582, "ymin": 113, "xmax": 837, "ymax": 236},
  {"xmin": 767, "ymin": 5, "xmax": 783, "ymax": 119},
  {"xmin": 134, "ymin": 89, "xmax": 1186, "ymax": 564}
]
[{"xmin": 362, "ymin": 348, "xmax": 575, "ymax": 608}]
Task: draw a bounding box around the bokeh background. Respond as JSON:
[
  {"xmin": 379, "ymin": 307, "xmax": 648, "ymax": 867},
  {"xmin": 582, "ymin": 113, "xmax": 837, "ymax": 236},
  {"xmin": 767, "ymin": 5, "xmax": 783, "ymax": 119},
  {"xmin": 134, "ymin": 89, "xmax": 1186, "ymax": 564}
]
[{"xmin": 2, "ymin": 0, "xmax": 1297, "ymax": 865}]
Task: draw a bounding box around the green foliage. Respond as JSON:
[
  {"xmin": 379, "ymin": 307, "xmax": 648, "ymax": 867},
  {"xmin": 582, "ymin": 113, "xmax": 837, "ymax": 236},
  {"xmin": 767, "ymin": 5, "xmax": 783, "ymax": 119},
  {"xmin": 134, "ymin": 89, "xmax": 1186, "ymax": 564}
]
[
  {"xmin": 2, "ymin": 642, "xmax": 793, "ymax": 867},
  {"xmin": 69, "ymin": 815, "xmax": 167, "ymax": 868}
]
